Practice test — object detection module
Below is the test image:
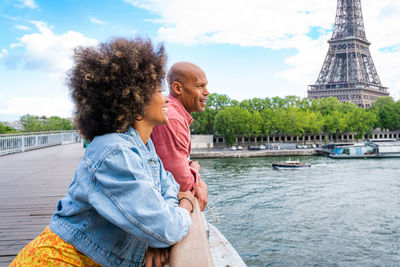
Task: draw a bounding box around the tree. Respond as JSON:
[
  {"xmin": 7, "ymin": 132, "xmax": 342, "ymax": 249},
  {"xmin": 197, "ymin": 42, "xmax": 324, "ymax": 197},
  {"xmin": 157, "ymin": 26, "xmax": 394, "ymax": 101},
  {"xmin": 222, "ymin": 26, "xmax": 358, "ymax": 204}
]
[
  {"xmin": 260, "ymin": 108, "xmax": 274, "ymax": 136},
  {"xmin": 239, "ymin": 98, "xmax": 270, "ymax": 113},
  {"xmin": 192, "ymin": 93, "xmax": 397, "ymax": 139},
  {"xmin": 302, "ymin": 110, "xmax": 323, "ymax": 135},
  {"xmin": 310, "ymin": 97, "xmax": 346, "ymax": 116},
  {"xmin": 20, "ymin": 114, "xmax": 41, "ymax": 132},
  {"xmin": 245, "ymin": 111, "xmax": 262, "ymax": 144},
  {"xmin": 370, "ymin": 97, "xmax": 400, "ymax": 130},
  {"xmin": 323, "ymin": 110, "xmax": 346, "ymax": 139},
  {"xmin": 214, "ymin": 106, "xmax": 250, "ymax": 146},
  {"xmin": 191, "ymin": 93, "xmax": 234, "ymax": 134},
  {"xmin": 20, "ymin": 114, "xmax": 74, "ymax": 132},
  {"xmin": 345, "ymin": 108, "xmax": 377, "ymax": 139},
  {"xmin": 0, "ymin": 123, "xmax": 16, "ymax": 134}
]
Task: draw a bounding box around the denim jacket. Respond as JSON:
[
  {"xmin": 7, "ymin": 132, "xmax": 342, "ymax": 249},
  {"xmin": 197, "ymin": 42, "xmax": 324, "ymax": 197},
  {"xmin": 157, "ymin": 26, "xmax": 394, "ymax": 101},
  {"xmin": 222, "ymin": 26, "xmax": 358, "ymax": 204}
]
[{"xmin": 49, "ymin": 128, "xmax": 191, "ymax": 267}]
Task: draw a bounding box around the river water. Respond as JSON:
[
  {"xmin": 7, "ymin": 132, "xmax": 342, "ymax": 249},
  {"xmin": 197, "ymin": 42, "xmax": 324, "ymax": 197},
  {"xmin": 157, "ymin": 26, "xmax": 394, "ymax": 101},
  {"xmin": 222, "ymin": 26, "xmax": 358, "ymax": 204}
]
[{"xmin": 199, "ymin": 156, "xmax": 400, "ymax": 266}]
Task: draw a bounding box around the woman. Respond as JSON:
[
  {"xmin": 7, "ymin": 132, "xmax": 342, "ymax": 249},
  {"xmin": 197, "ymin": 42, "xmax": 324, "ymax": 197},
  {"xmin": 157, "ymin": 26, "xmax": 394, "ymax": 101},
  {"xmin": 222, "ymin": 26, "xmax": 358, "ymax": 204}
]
[{"xmin": 10, "ymin": 37, "xmax": 194, "ymax": 267}]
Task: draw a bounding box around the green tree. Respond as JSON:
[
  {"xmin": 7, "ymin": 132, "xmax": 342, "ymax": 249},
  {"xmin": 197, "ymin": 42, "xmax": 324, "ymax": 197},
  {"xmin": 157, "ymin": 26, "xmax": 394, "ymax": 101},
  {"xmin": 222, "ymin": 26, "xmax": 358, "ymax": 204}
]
[
  {"xmin": 214, "ymin": 106, "xmax": 250, "ymax": 146},
  {"xmin": 370, "ymin": 97, "xmax": 400, "ymax": 130},
  {"xmin": 323, "ymin": 110, "xmax": 346, "ymax": 139},
  {"xmin": 20, "ymin": 114, "xmax": 74, "ymax": 132},
  {"xmin": 260, "ymin": 108, "xmax": 277, "ymax": 136},
  {"xmin": 245, "ymin": 111, "xmax": 262, "ymax": 144},
  {"xmin": 345, "ymin": 108, "xmax": 377, "ymax": 139},
  {"xmin": 302, "ymin": 110, "xmax": 323, "ymax": 135},
  {"xmin": 46, "ymin": 116, "xmax": 74, "ymax": 131},
  {"xmin": 193, "ymin": 93, "xmax": 398, "ymax": 139},
  {"xmin": 0, "ymin": 123, "xmax": 16, "ymax": 134},
  {"xmin": 20, "ymin": 114, "xmax": 42, "ymax": 132},
  {"xmin": 191, "ymin": 93, "xmax": 234, "ymax": 134},
  {"xmin": 310, "ymin": 97, "xmax": 345, "ymax": 116},
  {"xmin": 239, "ymin": 98, "xmax": 270, "ymax": 113}
]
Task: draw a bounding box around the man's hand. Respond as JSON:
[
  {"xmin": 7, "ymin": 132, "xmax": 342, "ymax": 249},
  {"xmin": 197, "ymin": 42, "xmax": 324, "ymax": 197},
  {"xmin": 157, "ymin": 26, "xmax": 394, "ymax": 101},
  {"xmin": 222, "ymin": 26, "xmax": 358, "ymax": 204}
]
[
  {"xmin": 189, "ymin": 160, "xmax": 200, "ymax": 172},
  {"xmin": 145, "ymin": 247, "xmax": 169, "ymax": 267},
  {"xmin": 194, "ymin": 180, "xmax": 208, "ymax": 211}
]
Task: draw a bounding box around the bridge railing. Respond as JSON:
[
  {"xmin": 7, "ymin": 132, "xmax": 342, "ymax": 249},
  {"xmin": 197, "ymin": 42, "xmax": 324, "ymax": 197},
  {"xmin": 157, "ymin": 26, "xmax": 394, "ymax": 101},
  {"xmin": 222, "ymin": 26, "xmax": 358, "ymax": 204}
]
[
  {"xmin": 0, "ymin": 130, "xmax": 80, "ymax": 156},
  {"xmin": 170, "ymin": 198, "xmax": 214, "ymax": 267}
]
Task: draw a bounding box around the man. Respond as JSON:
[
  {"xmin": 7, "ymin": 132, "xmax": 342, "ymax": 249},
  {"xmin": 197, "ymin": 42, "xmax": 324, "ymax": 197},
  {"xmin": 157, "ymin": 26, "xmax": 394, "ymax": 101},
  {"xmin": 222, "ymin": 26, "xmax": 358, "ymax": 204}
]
[{"xmin": 151, "ymin": 62, "xmax": 210, "ymax": 211}]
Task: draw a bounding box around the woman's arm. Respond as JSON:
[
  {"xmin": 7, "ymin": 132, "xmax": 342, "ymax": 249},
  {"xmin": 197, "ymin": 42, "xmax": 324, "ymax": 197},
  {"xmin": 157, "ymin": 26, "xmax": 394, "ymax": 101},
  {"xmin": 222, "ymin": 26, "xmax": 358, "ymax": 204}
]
[{"xmin": 88, "ymin": 147, "xmax": 192, "ymax": 248}]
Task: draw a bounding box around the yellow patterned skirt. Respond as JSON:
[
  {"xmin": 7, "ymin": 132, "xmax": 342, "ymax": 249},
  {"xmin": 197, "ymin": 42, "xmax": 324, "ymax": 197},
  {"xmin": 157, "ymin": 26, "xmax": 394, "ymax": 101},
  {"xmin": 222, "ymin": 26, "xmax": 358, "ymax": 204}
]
[{"xmin": 9, "ymin": 226, "xmax": 102, "ymax": 267}]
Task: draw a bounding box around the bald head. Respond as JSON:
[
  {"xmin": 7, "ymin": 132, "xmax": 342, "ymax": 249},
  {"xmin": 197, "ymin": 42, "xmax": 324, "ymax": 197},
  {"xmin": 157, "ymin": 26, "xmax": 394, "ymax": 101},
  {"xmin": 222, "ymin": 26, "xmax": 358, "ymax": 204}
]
[
  {"xmin": 167, "ymin": 61, "xmax": 209, "ymax": 113},
  {"xmin": 167, "ymin": 62, "xmax": 205, "ymax": 93}
]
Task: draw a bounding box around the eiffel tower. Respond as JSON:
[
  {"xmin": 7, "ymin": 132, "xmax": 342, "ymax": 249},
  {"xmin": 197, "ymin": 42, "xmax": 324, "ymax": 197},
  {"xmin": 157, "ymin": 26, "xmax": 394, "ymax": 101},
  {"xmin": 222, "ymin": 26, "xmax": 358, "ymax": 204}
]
[{"xmin": 308, "ymin": 0, "xmax": 389, "ymax": 108}]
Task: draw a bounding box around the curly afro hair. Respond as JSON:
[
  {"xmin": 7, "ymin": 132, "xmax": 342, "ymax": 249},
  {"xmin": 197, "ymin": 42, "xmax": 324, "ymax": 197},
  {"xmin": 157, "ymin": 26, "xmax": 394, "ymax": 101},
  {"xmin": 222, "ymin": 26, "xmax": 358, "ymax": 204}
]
[{"xmin": 68, "ymin": 37, "xmax": 166, "ymax": 141}]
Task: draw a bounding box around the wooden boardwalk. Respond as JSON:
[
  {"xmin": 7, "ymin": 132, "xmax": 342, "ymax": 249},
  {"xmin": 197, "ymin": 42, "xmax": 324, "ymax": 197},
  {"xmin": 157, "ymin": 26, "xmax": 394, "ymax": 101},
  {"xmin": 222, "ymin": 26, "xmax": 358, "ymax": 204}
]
[{"xmin": 0, "ymin": 143, "xmax": 84, "ymax": 266}]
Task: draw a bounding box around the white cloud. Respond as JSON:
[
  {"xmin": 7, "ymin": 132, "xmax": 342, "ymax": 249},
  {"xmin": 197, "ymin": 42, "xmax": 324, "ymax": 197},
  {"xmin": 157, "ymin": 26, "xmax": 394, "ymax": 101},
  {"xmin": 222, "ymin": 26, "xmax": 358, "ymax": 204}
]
[
  {"xmin": 15, "ymin": 0, "xmax": 38, "ymax": 9},
  {"xmin": 14, "ymin": 24, "xmax": 31, "ymax": 31},
  {"xmin": 10, "ymin": 43, "xmax": 23, "ymax": 49},
  {"xmin": 6, "ymin": 21, "xmax": 98, "ymax": 73},
  {"xmin": 0, "ymin": 49, "xmax": 8, "ymax": 60},
  {"xmin": 0, "ymin": 21, "xmax": 99, "ymax": 120},
  {"xmin": 128, "ymin": 0, "xmax": 400, "ymax": 99},
  {"xmin": 126, "ymin": 0, "xmax": 336, "ymax": 47},
  {"xmin": 0, "ymin": 97, "xmax": 73, "ymax": 118},
  {"xmin": 90, "ymin": 17, "xmax": 106, "ymax": 25}
]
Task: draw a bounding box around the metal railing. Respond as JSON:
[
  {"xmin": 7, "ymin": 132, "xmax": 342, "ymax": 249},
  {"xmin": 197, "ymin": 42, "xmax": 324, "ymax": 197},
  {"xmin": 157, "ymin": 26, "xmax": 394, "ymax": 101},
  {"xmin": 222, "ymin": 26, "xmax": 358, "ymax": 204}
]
[{"xmin": 0, "ymin": 130, "xmax": 81, "ymax": 156}]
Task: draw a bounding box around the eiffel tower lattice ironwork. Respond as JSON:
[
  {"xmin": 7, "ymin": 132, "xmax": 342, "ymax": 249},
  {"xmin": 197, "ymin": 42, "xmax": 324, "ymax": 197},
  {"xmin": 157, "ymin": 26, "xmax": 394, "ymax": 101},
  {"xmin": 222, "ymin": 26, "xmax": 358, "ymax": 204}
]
[{"xmin": 308, "ymin": 0, "xmax": 389, "ymax": 108}]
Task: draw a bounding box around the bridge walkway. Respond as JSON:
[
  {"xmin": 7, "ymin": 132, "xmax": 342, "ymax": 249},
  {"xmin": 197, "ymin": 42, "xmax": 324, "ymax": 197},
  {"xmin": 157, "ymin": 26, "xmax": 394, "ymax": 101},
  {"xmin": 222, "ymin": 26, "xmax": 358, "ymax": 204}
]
[{"xmin": 0, "ymin": 143, "xmax": 84, "ymax": 266}]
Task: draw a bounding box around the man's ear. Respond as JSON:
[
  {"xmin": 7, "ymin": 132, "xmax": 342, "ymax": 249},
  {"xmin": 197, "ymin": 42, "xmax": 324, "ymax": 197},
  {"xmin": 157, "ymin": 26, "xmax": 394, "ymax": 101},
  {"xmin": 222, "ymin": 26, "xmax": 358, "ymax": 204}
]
[{"xmin": 171, "ymin": 81, "xmax": 183, "ymax": 96}]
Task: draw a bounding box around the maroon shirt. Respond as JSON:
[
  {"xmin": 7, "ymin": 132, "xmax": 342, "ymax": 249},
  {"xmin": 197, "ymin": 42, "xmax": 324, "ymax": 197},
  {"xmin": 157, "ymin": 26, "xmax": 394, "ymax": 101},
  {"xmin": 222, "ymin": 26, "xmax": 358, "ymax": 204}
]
[{"xmin": 151, "ymin": 95, "xmax": 200, "ymax": 191}]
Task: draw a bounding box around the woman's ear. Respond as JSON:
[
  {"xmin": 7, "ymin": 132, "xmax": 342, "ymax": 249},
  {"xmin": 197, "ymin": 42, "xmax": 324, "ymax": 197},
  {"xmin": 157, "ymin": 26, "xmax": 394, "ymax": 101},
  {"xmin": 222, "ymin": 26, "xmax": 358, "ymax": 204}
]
[{"xmin": 171, "ymin": 81, "xmax": 182, "ymax": 96}]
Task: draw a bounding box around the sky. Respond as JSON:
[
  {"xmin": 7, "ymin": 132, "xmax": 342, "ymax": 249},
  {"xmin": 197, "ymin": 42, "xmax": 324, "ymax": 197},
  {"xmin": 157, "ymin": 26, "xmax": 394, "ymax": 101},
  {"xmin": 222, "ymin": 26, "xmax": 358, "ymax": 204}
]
[{"xmin": 0, "ymin": 0, "xmax": 399, "ymax": 121}]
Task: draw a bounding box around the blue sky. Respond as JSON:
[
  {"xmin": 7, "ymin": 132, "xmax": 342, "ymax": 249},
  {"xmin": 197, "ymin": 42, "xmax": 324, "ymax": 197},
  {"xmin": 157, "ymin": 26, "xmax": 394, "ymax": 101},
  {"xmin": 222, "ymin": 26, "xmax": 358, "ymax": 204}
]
[{"xmin": 1, "ymin": 0, "xmax": 399, "ymax": 121}]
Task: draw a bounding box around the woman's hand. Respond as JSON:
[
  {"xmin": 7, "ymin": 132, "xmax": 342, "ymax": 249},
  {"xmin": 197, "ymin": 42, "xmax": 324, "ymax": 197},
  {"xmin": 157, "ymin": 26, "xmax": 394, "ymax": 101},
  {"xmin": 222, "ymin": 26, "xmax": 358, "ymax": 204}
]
[
  {"xmin": 178, "ymin": 191, "xmax": 195, "ymax": 213},
  {"xmin": 145, "ymin": 247, "xmax": 169, "ymax": 267}
]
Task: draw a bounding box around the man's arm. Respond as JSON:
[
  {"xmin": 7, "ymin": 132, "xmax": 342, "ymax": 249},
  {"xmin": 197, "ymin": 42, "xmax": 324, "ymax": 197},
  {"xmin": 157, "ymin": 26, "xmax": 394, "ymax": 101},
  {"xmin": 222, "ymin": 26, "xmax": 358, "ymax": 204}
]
[
  {"xmin": 189, "ymin": 160, "xmax": 207, "ymax": 211},
  {"xmin": 151, "ymin": 119, "xmax": 199, "ymax": 191}
]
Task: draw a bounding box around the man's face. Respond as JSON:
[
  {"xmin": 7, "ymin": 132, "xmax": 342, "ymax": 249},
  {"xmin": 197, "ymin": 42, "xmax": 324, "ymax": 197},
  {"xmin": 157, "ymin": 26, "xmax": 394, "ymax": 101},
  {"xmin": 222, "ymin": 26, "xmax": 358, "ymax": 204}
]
[{"xmin": 178, "ymin": 69, "xmax": 209, "ymax": 114}]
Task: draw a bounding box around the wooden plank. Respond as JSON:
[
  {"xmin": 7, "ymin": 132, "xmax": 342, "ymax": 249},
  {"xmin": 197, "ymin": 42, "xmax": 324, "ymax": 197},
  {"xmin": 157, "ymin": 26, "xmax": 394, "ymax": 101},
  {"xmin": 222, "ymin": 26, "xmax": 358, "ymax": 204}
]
[
  {"xmin": 0, "ymin": 143, "xmax": 84, "ymax": 265},
  {"xmin": 0, "ymin": 256, "xmax": 17, "ymax": 266}
]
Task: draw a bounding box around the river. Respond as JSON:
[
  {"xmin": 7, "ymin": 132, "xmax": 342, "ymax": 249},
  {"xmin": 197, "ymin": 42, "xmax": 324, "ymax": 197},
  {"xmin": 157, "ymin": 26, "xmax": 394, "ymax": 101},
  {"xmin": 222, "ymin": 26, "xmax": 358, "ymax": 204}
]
[{"xmin": 199, "ymin": 156, "xmax": 400, "ymax": 266}]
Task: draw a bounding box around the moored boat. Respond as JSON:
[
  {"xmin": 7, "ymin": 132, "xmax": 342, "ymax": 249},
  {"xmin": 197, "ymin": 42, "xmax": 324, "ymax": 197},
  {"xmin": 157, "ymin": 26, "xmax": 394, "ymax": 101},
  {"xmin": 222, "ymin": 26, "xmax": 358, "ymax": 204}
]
[
  {"xmin": 272, "ymin": 159, "xmax": 311, "ymax": 169},
  {"xmin": 329, "ymin": 140, "xmax": 400, "ymax": 159}
]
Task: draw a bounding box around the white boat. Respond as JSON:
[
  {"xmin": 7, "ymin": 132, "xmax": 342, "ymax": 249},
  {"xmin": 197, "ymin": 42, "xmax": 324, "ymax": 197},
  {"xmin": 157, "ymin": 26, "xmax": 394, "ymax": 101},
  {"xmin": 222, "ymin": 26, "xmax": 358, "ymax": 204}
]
[{"xmin": 329, "ymin": 141, "xmax": 400, "ymax": 159}]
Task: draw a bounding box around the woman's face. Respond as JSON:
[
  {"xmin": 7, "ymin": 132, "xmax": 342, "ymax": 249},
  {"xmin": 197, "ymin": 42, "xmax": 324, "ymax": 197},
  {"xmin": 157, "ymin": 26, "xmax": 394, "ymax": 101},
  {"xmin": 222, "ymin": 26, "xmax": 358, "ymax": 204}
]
[{"xmin": 143, "ymin": 88, "xmax": 169, "ymax": 126}]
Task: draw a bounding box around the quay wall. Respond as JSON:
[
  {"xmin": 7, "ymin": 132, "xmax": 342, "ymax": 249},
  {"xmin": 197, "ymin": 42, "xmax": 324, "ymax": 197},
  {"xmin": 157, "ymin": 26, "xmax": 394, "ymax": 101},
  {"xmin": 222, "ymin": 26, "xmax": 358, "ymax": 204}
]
[
  {"xmin": 206, "ymin": 130, "xmax": 400, "ymax": 148},
  {"xmin": 191, "ymin": 149, "xmax": 317, "ymax": 159}
]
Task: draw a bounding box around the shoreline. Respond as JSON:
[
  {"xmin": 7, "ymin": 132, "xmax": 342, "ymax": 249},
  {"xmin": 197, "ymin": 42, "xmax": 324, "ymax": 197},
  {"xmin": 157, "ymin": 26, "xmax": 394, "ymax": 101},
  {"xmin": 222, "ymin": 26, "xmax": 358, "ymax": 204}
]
[{"xmin": 191, "ymin": 148, "xmax": 318, "ymax": 159}]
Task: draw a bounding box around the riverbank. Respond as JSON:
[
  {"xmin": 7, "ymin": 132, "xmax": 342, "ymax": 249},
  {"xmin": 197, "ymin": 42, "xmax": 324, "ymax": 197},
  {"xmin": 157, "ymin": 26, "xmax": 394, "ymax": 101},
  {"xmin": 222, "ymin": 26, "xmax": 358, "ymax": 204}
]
[{"xmin": 191, "ymin": 148, "xmax": 317, "ymax": 159}]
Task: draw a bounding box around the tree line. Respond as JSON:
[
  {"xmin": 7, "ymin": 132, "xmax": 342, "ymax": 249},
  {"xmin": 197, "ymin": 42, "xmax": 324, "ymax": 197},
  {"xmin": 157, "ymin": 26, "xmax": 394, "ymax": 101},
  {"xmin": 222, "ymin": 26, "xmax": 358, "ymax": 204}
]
[
  {"xmin": 191, "ymin": 94, "xmax": 400, "ymax": 146},
  {"xmin": 2, "ymin": 96, "xmax": 399, "ymax": 144},
  {"xmin": 0, "ymin": 114, "xmax": 74, "ymax": 134}
]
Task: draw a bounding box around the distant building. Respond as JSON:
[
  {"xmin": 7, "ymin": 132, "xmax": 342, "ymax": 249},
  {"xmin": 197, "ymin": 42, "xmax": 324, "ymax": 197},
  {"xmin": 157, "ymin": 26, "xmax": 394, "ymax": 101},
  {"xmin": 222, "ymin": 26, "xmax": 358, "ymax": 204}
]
[{"xmin": 4, "ymin": 121, "xmax": 22, "ymax": 131}]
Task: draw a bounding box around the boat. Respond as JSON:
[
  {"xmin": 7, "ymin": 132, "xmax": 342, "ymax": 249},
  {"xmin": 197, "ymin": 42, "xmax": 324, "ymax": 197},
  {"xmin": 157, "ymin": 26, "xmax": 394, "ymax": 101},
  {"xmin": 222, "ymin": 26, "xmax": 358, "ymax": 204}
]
[
  {"xmin": 315, "ymin": 143, "xmax": 352, "ymax": 156},
  {"xmin": 272, "ymin": 159, "xmax": 311, "ymax": 169},
  {"xmin": 329, "ymin": 140, "xmax": 400, "ymax": 159}
]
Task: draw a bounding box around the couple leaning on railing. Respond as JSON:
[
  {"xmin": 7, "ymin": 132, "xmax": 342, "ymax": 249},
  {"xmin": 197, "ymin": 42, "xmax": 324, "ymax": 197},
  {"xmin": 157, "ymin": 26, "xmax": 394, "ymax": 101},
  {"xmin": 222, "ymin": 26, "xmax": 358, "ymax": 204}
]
[{"xmin": 9, "ymin": 37, "xmax": 213, "ymax": 267}]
